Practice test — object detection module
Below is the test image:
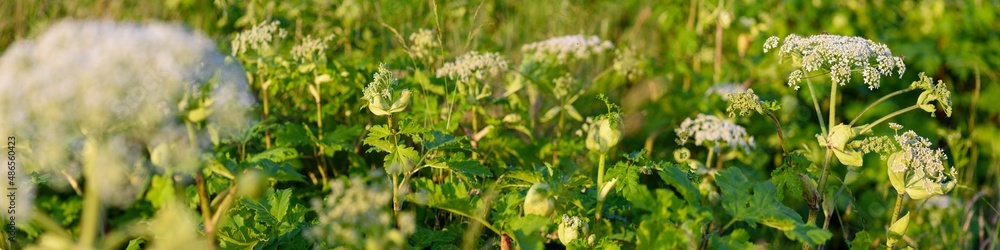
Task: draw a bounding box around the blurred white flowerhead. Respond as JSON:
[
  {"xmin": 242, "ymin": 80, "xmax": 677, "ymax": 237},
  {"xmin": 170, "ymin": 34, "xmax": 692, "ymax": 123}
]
[
  {"xmin": 231, "ymin": 20, "xmax": 288, "ymax": 56},
  {"xmin": 705, "ymin": 83, "xmax": 748, "ymax": 101},
  {"xmin": 521, "ymin": 34, "xmax": 614, "ymax": 64},
  {"xmin": 0, "ymin": 20, "xmax": 254, "ymax": 207},
  {"xmin": 675, "ymin": 114, "xmax": 755, "ymax": 153},
  {"xmin": 408, "ymin": 29, "xmax": 439, "ymax": 63},
  {"xmin": 436, "ymin": 51, "xmax": 509, "ymax": 83},
  {"xmin": 765, "ymin": 34, "xmax": 905, "ymax": 90},
  {"xmin": 309, "ymin": 171, "xmax": 414, "ymax": 249}
]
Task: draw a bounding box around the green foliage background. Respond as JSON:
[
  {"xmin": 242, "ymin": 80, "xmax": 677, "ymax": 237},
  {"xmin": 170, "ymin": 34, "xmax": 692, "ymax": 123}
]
[{"xmin": 1, "ymin": 0, "xmax": 998, "ymax": 249}]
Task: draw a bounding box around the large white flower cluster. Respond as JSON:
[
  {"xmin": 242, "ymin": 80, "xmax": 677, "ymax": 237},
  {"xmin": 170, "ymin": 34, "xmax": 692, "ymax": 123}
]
[
  {"xmin": 765, "ymin": 34, "xmax": 905, "ymax": 90},
  {"xmin": 521, "ymin": 34, "xmax": 614, "ymax": 63},
  {"xmin": 0, "ymin": 20, "xmax": 253, "ymax": 207},
  {"xmin": 436, "ymin": 51, "xmax": 509, "ymax": 83},
  {"xmin": 675, "ymin": 114, "xmax": 755, "ymax": 153}
]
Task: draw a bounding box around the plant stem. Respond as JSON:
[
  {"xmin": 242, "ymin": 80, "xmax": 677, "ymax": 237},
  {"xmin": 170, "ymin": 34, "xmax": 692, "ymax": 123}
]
[
  {"xmin": 805, "ymin": 77, "xmax": 828, "ymax": 137},
  {"xmin": 890, "ymin": 193, "xmax": 904, "ymax": 226},
  {"xmin": 80, "ymin": 172, "xmax": 101, "ymax": 247},
  {"xmin": 596, "ymin": 153, "xmax": 607, "ymax": 220},
  {"xmin": 857, "ymin": 105, "xmax": 920, "ymax": 134},
  {"xmin": 765, "ymin": 112, "xmax": 789, "ymax": 161},
  {"xmin": 597, "ymin": 153, "xmax": 607, "ymax": 187},
  {"xmin": 848, "ymin": 88, "xmax": 912, "ymax": 127},
  {"xmin": 705, "ymin": 146, "xmax": 716, "ymax": 169},
  {"xmin": 828, "ymin": 81, "xmax": 838, "ymax": 135},
  {"xmin": 888, "ymin": 193, "xmax": 906, "ymax": 248},
  {"xmin": 195, "ymin": 172, "xmax": 217, "ymax": 250}
]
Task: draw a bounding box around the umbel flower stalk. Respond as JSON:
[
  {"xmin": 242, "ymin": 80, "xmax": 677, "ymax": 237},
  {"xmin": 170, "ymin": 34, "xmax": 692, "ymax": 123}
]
[{"xmin": 0, "ymin": 20, "xmax": 253, "ymax": 248}]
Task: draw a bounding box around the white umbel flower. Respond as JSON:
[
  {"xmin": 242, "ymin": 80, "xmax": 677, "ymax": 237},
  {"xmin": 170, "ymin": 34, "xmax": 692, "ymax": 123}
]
[
  {"xmin": 408, "ymin": 29, "xmax": 439, "ymax": 62},
  {"xmin": 522, "ymin": 34, "xmax": 614, "ymax": 64},
  {"xmin": 765, "ymin": 34, "xmax": 905, "ymax": 90},
  {"xmin": 230, "ymin": 20, "xmax": 288, "ymax": 56},
  {"xmin": 887, "ymin": 129, "xmax": 956, "ymax": 200},
  {"xmin": 436, "ymin": 51, "xmax": 508, "ymax": 83},
  {"xmin": 675, "ymin": 114, "xmax": 755, "ymax": 153}
]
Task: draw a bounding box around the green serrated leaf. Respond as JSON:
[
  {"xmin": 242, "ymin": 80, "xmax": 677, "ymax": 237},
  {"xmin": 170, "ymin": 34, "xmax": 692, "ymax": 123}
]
[
  {"xmin": 508, "ymin": 215, "xmax": 551, "ymax": 250},
  {"xmin": 658, "ymin": 164, "xmax": 700, "ymax": 206},
  {"xmin": 367, "ymin": 124, "xmax": 392, "ymax": 140},
  {"xmin": 850, "ymin": 230, "xmax": 874, "ymax": 249},
  {"xmin": 145, "ymin": 174, "xmax": 175, "ymax": 209},
  {"xmin": 274, "ymin": 123, "xmax": 313, "ymax": 147},
  {"xmin": 716, "ymin": 168, "xmax": 830, "ymax": 245},
  {"xmin": 253, "ymin": 159, "xmax": 306, "ymax": 182},
  {"xmin": 247, "ymin": 147, "xmax": 299, "ymax": 163},
  {"xmin": 427, "ymin": 157, "xmax": 493, "ymax": 177},
  {"xmin": 125, "ymin": 238, "xmax": 145, "ymax": 250},
  {"xmin": 785, "ymin": 224, "xmax": 833, "ymax": 245},
  {"xmin": 424, "ymin": 130, "xmax": 460, "ymax": 151}
]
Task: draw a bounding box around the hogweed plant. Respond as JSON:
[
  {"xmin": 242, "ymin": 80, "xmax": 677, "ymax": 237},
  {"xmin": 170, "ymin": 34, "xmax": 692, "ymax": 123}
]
[
  {"xmin": 577, "ymin": 96, "xmax": 623, "ymax": 220},
  {"xmin": 436, "ymin": 51, "xmax": 508, "ymax": 139},
  {"xmin": 761, "ymin": 33, "xmax": 956, "ymax": 247}
]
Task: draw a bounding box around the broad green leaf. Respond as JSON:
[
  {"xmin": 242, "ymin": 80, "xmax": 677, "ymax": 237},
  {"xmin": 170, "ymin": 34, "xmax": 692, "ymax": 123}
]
[
  {"xmin": 716, "ymin": 167, "xmax": 830, "ymax": 245},
  {"xmin": 785, "ymin": 224, "xmax": 833, "ymax": 245},
  {"xmin": 849, "ymin": 231, "xmax": 874, "ymax": 249},
  {"xmin": 423, "ymin": 130, "xmax": 460, "ymax": 151},
  {"xmin": 274, "ymin": 123, "xmax": 312, "ymax": 147},
  {"xmin": 426, "ymin": 157, "xmax": 493, "ymax": 177},
  {"xmin": 658, "ymin": 165, "xmax": 700, "ymax": 206},
  {"xmin": 125, "ymin": 238, "xmax": 145, "ymax": 250},
  {"xmin": 507, "ymin": 215, "xmax": 551, "ymax": 250},
  {"xmin": 708, "ymin": 230, "xmax": 754, "ymax": 250},
  {"xmin": 145, "ymin": 174, "xmax": 175, "ymax": 209},
  {"xmin": 253, "ymin": 159, "xmax": 306, "ymax": 182},
  {"xmin": 247, "ymin": 147, "xmax": 299, "ymax": 163}
]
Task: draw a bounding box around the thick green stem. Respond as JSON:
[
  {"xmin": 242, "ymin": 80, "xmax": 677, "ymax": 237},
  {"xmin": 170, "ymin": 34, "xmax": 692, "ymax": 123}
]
[
  {"xmin": 848, "ymin": 88, "xmax": 913, "ymax": 127},
  {"xmin": 888, "ymin": 193, "xmax": 906, "ymax": 248},
  {"xmin": 596, "ymin": 153, "xmax": 607, "ymax": 220},
  {"xmin": 890, "ymin": 194, "xmax": 904, "ymax": 226},
  {"xmin": 705, "ymin": 146, "xmax": 716, "ymax": 169},
  {"xmin": 80, "ymin": 161, "xmax": 102, "ymax": 247},
  {"xmin": 828, "ymin": 81, "xmax": 838, "ymax": 135},
  {"xmin": 857, "ymin": 105, "xmax": 921, "ymax": 134},
  {"xmin": 597, "ymin": 154, "xmax": 607, "ymax": 187},
  {"xmin": 805, "ymin": 77, "xmax": 828, "ymax": 137}
]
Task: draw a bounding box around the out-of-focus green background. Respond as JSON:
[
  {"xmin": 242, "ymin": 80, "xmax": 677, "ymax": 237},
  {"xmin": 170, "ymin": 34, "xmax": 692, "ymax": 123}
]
[{"xmin": 2, "ymin": 0, "xmax": 997, "ymax": 248}]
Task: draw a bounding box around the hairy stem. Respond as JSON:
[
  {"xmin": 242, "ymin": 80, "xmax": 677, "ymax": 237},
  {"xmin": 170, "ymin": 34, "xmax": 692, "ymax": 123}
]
[
  {"xmin": 887, "ymin": 193, "xmax": 906, "ymax": 248},
  {"xmin": 765, "ymin": 112, "xmax": 789, "ymax": 161}
]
